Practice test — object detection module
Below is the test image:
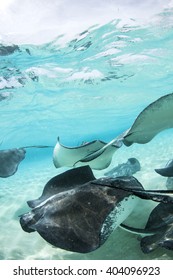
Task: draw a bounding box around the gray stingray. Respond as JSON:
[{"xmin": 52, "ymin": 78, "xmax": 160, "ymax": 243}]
[
  {"xmin": 74, "ymin": 93, "xmax": 173, "ymax": 166},
  {"xmin": 104, "ymin": 158, "xmax": 140, "ymax": 178},
  {"xmin": 19, "ymin": 166, "xmax": 173, "ymax": 253},
  {"xmin": 155, "ymin": 159, "xmax": 173, "ymax": 177},
  {"xmin": 140, "ymin": 203, "xmax": 173, "ymax": 253},
  {"xmin": 0, "ymin": 145, "xmax": 53, "ymax": 178},
  {"xmin": 53, "ymin": 137, "xmax": 122, "ymax": 170},
  {"xmin": 155, "ymin": 159, "xmax": 173, "ymax": 190},
  {"xmin": 19, "ymin": 166, "xmax": 142, "ymax": 253},
  {"xmin": 0, "ymin": 148, "xmax": 26, "ymax": 178},
  {"xmin": 122, "ymin": 203, "xmax": 173, "ymax": 253}
]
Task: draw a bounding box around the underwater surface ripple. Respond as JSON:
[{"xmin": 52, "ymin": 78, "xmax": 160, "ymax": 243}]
[{"xmin": 1, "ymin": 10, "xmax": 173, "ymax": 259}]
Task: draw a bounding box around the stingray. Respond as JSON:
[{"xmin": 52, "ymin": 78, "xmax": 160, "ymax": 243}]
[
  {"xmin": 0, "ymin": 145, "xmax": 53, "ymax": 178},
  {"xmin": 155, "ymin": 159, "xmax": 173, "ymax": 177},
  {"xmin": 72, "ymin": 93, "xmax": 173, "ymax": 166},
  {"xmin": 0, "ymin": 148, "xmax": 26, "ymax": 178},
  {"xmin": 53, "ymin": 137, "xmax": 122, "ymax": 170},
  {"xmin": 19, "ymin": 166, "xmax": 173, "ymax": 253},
  {"xmin": 122, "ymin": 202, "xmax": 173, "ymax": 253},
  {"xmin": 155, "ymin": 159, "xmax": 173, "ymax": 190},
  {"xmin": 141, "ymin": 203, "xmax": 173, "ymax": 253},
  {"xmin": 104, "ymin": 157, "xmax": 141, "ymax": 178}
]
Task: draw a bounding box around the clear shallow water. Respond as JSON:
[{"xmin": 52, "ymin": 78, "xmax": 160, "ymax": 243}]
[{"xmin": 1, "ymin": 10, "xmax": 173, "ymax": 260}]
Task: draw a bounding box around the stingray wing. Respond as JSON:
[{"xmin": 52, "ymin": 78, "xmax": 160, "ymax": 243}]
[
  {"xmin": 140, "ymin": 203, "xmax": 173, "ymax": 253},
  {"xmin": 141, "ymin": 226, "xmax": 173, "ymax": 253},
  {"xmin": 155, "ymin": 159, "xmax": 173, "ymax": 177},
  {"xmin": 141, "ymin": 225, "xmax": 173, "ymax": 253},
  {"xmin": 140, "ymin": 233, "xmax": 164, "ymax": 253},
  {"xmin": 123, "ymin": 93, "xmax": 173, "ymax": 146},
  {"xmin": 27, "ymin": 166, "xmax": 96, "ymax": 208},
  {"xmin": 0, "ymin": 148, "xmax": 26, "ymax": 178}
]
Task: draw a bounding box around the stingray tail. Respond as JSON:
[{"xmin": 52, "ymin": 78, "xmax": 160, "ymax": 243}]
[
  {"xmin": 74, "ymin": 135, "xmax": 125, "ymax": 166},
  {"xmin": 74, "ymin": 148, "xmax": 105, "ymax": 165},
  {"xmin": 91, "ymin": 181, "xmax": 173, "ymax": 204},
  {"xmin": 74, "ymin": 136, "xmax": 124, "ymax": 165},
  {"xmin": 20, "ymin": 145, "xmax": 54, "ymax": 149},
  {"xmin": 131, "ymin": 189, "xmax": 173, "ymax": 204},
  {"xmin": 120, "ymin": 223, "xmax": 155, "ymax": 236}
]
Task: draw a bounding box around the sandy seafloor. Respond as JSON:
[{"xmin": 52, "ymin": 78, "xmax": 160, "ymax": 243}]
[{"xmin": 1, "ymin": 129, "xmax": 173, "ymax": 260}]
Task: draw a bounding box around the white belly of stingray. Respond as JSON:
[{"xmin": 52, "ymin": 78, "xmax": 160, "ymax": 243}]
[{"xmin": 100, "ymin": 195, "xmax": 139, "ymax": 243}]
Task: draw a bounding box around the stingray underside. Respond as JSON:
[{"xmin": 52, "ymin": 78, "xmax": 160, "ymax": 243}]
[{"xmin": 53, "ymin": 137, "xmax": 119, "ymax": 170}]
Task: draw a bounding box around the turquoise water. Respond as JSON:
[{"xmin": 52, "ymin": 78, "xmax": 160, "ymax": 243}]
[{"xmin": 1, "ymin": 10, "xmax": 173, "ymax": 259}]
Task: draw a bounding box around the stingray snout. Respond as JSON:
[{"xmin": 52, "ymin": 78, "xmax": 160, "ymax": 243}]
[{"xmin": 20, "ymin": 212, "xmax": 36, "ymax": 233}]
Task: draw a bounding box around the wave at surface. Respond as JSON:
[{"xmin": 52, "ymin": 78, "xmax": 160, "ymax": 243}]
[{"xmin": 1, "ymin": 12, "xmax": 173, "ymax": 147}]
